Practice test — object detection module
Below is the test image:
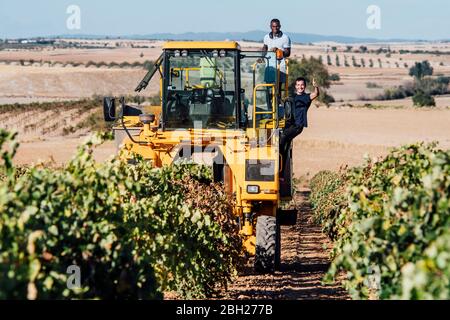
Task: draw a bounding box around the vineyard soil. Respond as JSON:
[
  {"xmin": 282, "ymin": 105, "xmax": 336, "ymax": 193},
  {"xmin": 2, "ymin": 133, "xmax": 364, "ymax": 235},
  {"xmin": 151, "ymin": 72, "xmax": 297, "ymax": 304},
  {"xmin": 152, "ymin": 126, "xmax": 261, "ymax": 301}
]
[
  {"xmin": 12, "ymin": 107, "xmax": 450, "ymax": 179},
  {"xmin": 219, "ymin": 190, "xmax": 349, "ymax": 299}
]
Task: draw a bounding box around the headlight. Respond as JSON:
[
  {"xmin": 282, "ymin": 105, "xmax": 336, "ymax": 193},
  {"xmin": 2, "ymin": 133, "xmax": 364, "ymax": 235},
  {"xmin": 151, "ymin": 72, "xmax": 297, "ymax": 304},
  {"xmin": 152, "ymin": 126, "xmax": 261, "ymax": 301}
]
[{"xmin": 247, "ymin": 185, "xmax": 260, "ymax": 194}]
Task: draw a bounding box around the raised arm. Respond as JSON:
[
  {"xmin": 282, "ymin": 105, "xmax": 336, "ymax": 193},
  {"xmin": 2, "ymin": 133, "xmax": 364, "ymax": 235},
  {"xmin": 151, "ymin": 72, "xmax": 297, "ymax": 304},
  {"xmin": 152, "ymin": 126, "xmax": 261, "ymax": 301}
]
[{"xmin": 310, "ymin": 78, "xmax": 320, "ymax": 101}]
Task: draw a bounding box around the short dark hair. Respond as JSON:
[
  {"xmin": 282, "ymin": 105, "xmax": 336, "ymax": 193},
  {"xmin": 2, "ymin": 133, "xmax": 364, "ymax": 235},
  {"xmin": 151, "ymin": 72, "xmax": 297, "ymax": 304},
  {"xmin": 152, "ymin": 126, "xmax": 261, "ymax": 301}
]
[
  {"xmin": 270, "ymin": 18, "xmax": 280, "ymax": 25},
  {"xmin": 295, "ymin": 77, "xmax": 307, "ymax": 85}
]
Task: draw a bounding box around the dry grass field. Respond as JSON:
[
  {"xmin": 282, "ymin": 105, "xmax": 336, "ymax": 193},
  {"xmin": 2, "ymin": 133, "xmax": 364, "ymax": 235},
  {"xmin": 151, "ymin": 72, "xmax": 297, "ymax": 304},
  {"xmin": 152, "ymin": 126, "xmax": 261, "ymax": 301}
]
[{"xmin": 1, "ymin": 39, "xmax": 449, "ymax": 175}]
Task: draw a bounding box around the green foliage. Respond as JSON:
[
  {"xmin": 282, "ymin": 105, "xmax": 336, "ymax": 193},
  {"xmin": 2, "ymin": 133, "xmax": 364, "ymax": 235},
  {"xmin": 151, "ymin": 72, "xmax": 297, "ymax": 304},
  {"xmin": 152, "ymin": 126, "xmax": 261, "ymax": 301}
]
[
  {"xmin": 288, "ymin": 57, "xmax": 331, "ymax": 90},
  {"xmin": 310, "ymin": 171, "xmax": 347, "ymax": 240},
  {"xmin": 412, "ymin": 91, "xmax": 436, "ymax": 107},
  {"xmin": 314, "ymin": 144, "xmax": 450, "ymax": 299},
  {"xmin": 0, "ymin": 130, "xmax": 241, "ymax": 299},
  {"xmin": 288, "ymin": 57, "xmax": 334, "ymax": 105},
  {"xmin": 398, "ymin": 231, "xmax": 450, "ymax": 299},
  {"xmin": 373, "ymin": 76, "xmax": 448, "ymax": 104},
  {"xmin": 329, "ymin": 73, "xmax": 340, "ymax": 81}
]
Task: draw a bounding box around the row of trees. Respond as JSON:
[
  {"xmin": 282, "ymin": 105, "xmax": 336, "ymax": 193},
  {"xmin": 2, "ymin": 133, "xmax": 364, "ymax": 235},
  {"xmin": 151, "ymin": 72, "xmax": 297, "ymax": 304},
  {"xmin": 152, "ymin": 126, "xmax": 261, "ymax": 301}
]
[
  {"xmin": 328, "ymin": 45, "xmax": 450, "ymax": 56},
  {"xmin": 323, "ymin": 54, "xmax": 409, "ymax": 69},
  {"xmin": 370, "ymin": 61, "xmax": 448, "ymax": 106},
  {"xmin": 287, "ymin": 57, "xmax": 448, "ymax": 107}
]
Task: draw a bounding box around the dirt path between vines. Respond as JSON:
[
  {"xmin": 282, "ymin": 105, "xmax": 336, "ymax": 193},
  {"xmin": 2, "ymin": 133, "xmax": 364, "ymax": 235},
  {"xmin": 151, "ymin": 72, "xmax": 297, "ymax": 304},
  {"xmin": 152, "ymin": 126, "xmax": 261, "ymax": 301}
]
[{"xmin": 220, "ymin": 190, "xmax": 349, "ymax": 300}]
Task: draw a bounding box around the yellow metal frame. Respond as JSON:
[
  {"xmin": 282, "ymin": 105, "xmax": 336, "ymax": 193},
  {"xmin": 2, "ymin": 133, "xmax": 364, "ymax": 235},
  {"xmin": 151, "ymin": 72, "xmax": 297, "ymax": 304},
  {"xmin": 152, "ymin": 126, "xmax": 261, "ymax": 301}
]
[
  {"xmin": 171, "ymin": 65, "xmax": 225, "ymax": 89},
  {"xmin": 163, "ymin": 41, "xmax": 240, "ymax": 50},
  {"xmin": 252, "ymin": 84, "xmax": 277, "ymax": 129},
  {"xmin": 117, "ymin": 41, "xmax": 292, "ymax": 257}
]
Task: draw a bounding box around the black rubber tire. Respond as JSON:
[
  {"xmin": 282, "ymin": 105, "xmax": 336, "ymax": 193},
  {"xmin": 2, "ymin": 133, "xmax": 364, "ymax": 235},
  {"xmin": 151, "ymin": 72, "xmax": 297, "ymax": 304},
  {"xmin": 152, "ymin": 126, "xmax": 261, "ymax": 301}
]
[
  {"xmin": 255, "ymin": 215, "xmax": 280, "ymax": 273},
  {"xmin": 275, "ymin": 219, "xmax": 281, "ymax": 271}
]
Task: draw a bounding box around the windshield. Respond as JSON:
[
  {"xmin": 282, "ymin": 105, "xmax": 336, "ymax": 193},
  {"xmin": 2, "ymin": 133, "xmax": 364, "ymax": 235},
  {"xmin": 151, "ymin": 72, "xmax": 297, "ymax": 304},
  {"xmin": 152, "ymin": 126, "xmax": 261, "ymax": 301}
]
[
  {"xmin": 164, "ymin": 50, "xmax": 237, "ymax": 129},
  {"xmin": 240, "ymin": 51, "xmax": 277, "ymax": 128}
]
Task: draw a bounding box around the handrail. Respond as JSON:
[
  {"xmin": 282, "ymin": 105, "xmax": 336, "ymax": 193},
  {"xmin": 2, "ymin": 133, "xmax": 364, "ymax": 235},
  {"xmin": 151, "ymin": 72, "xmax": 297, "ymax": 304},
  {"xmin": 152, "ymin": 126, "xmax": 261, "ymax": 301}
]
[
  {"xmin": 284, "ymin": 59, "xmax": 289, "ymax": 100},
  {"xmin": 252, "ymin": 83, "xmax": 277, "ymax": 129}
]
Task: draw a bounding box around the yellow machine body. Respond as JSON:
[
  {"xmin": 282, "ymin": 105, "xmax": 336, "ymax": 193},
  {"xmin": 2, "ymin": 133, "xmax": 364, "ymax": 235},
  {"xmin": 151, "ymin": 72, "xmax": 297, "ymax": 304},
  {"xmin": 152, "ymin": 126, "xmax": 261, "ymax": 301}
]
[{"xmin": 110, "ymin": 41, "xmax": 294, "ymax": 261}]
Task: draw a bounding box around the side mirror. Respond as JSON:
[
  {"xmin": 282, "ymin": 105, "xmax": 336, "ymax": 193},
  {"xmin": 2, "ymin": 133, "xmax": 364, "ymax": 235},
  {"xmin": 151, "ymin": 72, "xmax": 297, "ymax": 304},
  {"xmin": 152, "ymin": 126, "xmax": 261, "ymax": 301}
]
[{"xmin": 103, "ymin": 97, "xmax": 116, "ymax": 122}]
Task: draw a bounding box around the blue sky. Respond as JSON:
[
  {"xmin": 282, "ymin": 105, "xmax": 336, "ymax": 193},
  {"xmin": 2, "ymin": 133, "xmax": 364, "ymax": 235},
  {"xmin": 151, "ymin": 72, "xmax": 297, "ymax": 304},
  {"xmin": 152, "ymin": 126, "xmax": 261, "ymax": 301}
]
[{"xmin": 0, "ymin": 0, "xmax": 449, "ymax": 40}]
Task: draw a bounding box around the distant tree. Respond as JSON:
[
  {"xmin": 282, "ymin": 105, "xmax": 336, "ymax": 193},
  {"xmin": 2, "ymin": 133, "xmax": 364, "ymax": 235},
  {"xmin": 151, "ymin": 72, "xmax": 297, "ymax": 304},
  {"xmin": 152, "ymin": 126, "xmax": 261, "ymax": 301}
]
[
  {"xmin": 119, "ymin": 62, "xmax": 131, "ymax": 68},
  {"xmin": 108, "ymin": 61, "xmax": 119, "ymax": 68},
  {"xmin": 366, "ymin": 82, "xmax": 381, "ymax": 89},
  {"xmin": 409, "ymin": 60, "xmax": 434, "ymax": 80},
  {"xmin": 331, "ymin": 46, "xmax": 337, "ymax": 52},
  {"xmin": 359, "ymin": 45, "xmax": 368, "ymax": 53},
  {"xmin": 344, "ymin": 57, "xmax": 350, "ymax": 67},
  {"xmin": 329, "ymin": 73, "xmax": 340, "ymax": 81},
  {"xmin": 346, "ymin": 46, "xmax": 353, "ymax": 52},
  {"xmin": 327, "ymin": 55, "xmax": 332, "ymax": 66},
  {"xmin": 288, "ymin": 57, "xmax": 334, "ymax": 105}
]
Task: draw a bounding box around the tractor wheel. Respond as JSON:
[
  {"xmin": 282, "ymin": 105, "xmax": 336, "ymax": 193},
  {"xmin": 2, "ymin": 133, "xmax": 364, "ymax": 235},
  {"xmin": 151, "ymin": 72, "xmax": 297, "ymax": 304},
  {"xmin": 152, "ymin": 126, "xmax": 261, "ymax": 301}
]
[
  {"xmin": 255, "ymin": 215, "xmax": 280, "ymax": 273},
  {"xmin": 275, "ymin": 219, "xmax": 281, "ymax": 271}
]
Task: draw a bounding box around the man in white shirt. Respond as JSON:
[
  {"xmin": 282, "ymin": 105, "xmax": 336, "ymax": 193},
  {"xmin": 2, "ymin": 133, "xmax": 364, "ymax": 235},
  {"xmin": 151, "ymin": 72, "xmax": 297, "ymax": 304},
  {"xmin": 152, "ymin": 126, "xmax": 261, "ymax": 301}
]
[{"xmin": 262, "ymin": 18, "xmax": 291, "ymax": 88}]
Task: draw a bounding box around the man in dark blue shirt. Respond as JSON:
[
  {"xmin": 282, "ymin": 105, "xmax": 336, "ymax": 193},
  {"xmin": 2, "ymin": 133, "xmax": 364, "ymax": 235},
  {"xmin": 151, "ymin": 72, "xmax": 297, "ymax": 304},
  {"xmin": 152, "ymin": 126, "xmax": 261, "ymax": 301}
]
[{"xmin": 280, "ymin": 77, "xmax": 319, "ymax": 176}]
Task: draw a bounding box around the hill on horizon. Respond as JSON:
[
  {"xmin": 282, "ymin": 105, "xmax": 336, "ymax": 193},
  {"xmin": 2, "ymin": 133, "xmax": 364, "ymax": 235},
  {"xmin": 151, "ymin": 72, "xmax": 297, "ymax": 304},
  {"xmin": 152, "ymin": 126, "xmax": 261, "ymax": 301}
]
[{"xmin": 48, "ymin": 30, "xmax": 449, "ymax": 44}]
